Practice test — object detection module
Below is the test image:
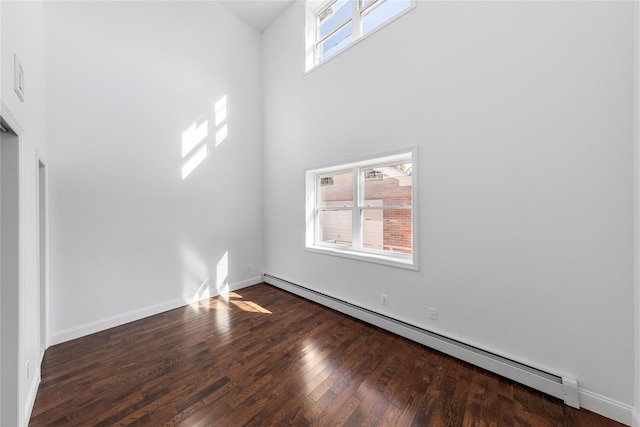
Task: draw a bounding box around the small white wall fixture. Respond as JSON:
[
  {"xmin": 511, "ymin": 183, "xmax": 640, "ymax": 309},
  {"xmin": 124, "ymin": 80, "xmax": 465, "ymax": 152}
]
[{"xmin": 14, "ymin": 54, "xmax": 25, "ymax": 103}]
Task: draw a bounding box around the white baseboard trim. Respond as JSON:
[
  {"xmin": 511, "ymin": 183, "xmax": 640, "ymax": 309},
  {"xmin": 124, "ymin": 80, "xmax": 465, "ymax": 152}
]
[
  {"xmin": 633, "ymin": 408, "xmax": 639, "ymax": 427},
  {"xmin": 264, "ymin": 273, "xmax": 634, "ymax": 426},
  {"xmin": 49, "ymin": 276, "xmax": 262, "ymax": 346},
  {"xmin": 24, "ymin": 364, "xmax": 41, "ymax": 425},
  {"xmin": 579, "ymin": 389, "xmax": 634, "ymax": 426}
]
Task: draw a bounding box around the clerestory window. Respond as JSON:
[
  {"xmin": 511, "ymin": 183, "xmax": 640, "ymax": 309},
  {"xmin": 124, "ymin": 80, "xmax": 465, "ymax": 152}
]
[{"xmin": 305, "ymin": 0, "xmax": 416, "ymax": 71}]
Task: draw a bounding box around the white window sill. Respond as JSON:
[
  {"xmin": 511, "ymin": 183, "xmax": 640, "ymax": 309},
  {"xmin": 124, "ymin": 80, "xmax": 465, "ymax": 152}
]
[{"xmin": 305, "ymin": 245, "xmax": 418, "ymax": 271}]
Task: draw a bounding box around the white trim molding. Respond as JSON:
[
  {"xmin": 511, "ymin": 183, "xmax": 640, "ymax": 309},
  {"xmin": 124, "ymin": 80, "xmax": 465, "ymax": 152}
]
[
  {"xmin": 578, "ymin": 388, "xmax": 634, "ymax": 426},
  {"xmin": 49, "ymin": 276, "xmax": 262, "ymax": 345},
  {"xmin": 35, "ymin": 150, "xmax": 49, "ymax": 353},
  {"xmin": 24, "ymin": 363, "xmax": 40, "ymax": 424},
  {"xmin": 0, "ymin": 100, "xmax": 24, "ymax": 134}
]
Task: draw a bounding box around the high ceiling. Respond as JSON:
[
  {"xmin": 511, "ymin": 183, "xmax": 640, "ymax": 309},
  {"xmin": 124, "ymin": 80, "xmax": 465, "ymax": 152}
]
[{"xmin": 218, "ymin": 0, "xmax": 295, "ymax": 33}]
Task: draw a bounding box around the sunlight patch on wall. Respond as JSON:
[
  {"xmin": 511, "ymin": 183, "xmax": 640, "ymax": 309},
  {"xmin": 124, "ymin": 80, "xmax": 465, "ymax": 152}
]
[
  {"xmin": 181, "ymin": 115, "xmax": 210, "ymax": 180},
  {"xmin": 181, "ymin": 241, "xmax": 212, "ymax": 307},
  {"xmin": 215, "ymin": 95, "xmax": 228, "ymax": 147},
  {"xmin": 215, "ymin": 96, "xmax": 227, "ymax": 126},
  {"xmin": 216, "ymin": 250, "xmax": 229, "ymax": 295},
  {"xmin": 181, "ymin": 144, "xmax": 209, "ymax": 180},
  {"xmin": 190, "ymin": 277, "xmax": 212, "ymax": 304},
  {"xmin": 216, "ymin": 125, "xmax": 228, "ymax": 146},
  {"xmin": 181, "ymin": 118, "xmax": 208, "ymax": 157},
  {"xmin": 181, "ymin": 95, "xmax": 228, "ymax": 179}
]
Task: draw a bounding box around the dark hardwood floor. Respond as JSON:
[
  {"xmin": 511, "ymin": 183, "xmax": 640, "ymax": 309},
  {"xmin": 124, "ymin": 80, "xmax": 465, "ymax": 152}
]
[{"xmin": 30, "ymin": 283, "xmax": 624, "ymax": 426}]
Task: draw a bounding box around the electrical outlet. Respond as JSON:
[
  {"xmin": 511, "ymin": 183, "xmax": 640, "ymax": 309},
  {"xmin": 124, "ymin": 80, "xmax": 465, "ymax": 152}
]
[
  {"xmin": 381, "ymin": 294, "xmax": 388, "ymax": 305},
  {"xmin": 26, "ymin": 361, "xmax": 30, "ymax": 379},
  {"xmin": 429, "ymin": 307, "xmax": 438, "ymax": 320}
]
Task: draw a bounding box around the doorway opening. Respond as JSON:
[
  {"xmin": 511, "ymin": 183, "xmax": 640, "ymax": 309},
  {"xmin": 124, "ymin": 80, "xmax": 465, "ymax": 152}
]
[{"xmin": 1, "ymin": 115, "xmax": 20, "ymax": 427}]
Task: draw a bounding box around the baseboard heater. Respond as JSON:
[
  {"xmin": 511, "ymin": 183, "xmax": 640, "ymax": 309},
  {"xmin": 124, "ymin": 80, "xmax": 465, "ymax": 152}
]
[{"xmin": 263, "ymin": 273, "xmax": 580, "ymax": 409}]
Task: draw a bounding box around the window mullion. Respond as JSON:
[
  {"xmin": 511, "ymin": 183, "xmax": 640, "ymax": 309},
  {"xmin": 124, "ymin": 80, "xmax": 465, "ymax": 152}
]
[
  {"xmin": 314, "ymin": 0, "xmax": 333, "ymax": 64},
  {"xmin": 314, "ymin": 4, "xmax": 325, "ymax": 64},
  {"xmin": 352, "ymin": 0, "xmax": 362, "ymax": 41},
  {"xmin": 314, "ymin": 173, "xmax": 321, "ymax": 245},
  {"xmin": 360, "ymin": 0, "xmax": 384, "ymax": 17},
  {"xmin": 315, "ymin": 18, "xmax": 352, "ymax": 47},
  {"xmin": 352, "ymin": 166, "xmax": 362, "ymax": 250},
  {"xmin": 361, "ymin": 205, "xmax": 412, "ymax": 209}
]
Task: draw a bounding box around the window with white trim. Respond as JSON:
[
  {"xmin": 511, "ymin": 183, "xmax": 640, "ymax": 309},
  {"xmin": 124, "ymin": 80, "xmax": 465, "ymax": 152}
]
[
  {"xmin": 305, "ymin": 149, "xmax": 417, "ymax": 269},
  {"xmin": 305, "ymin": 0, "xmax": 416, "ymax": 71}
]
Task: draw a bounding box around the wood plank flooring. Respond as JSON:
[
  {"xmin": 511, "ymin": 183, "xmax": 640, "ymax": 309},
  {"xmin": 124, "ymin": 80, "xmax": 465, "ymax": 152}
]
[{"xmin": 30, "ymin": 283, "xmax": 625, "ymax": 426}]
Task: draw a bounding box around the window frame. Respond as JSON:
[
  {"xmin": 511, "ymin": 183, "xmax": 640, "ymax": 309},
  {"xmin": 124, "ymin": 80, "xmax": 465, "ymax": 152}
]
[
  {"xmin": 305, "ymin": 0, "xmax": 417, "ymax": 72},
  {"xmin": 305, "ymin": 148, "xmax": 418, "ymax": 270}
]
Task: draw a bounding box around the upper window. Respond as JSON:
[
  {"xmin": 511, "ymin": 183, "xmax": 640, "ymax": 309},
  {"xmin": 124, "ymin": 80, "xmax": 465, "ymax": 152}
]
[
  {"xmin": 305, "ymin": 149, "xmax": 417, "ymax": 270},
  {"xmin": 305, "ymin": 0, "xmax": 416, "ymax": 71}
]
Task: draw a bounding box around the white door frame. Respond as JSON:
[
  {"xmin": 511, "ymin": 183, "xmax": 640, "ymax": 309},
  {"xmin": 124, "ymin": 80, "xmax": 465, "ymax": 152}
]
[{"xmin": 35, "ymin": 150, "xmax": 48, "ymax": 357}]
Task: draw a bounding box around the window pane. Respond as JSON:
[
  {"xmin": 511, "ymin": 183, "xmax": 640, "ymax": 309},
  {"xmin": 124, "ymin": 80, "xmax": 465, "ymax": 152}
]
[
  {"xmin": 319, "ymin": 209, "xmax": 352, "ymax": 246},
  {"xmin": 319, "ymin": 0, "xmax": 352, "ymax": 40},
  {"xmin": 362, "ymin": 209, "xmax": 412, "ymax": 254},
  {"xmin": 360, "ymin": 0, "xmax": 379, "ymax": 11},
  {"xmin": 362, "ymin": 0, "xmax": 411, "ymax": 35},
  {"xmin": 319, "ymin": 171, "xmax": 353, "ymax": 207},
  {"xmin": 362, "ymin": 163, "xmax": 412, "ymax": 207},
  {"xmin": 318, "ymin": 24, "xmax": 353, "ymax": 62}
]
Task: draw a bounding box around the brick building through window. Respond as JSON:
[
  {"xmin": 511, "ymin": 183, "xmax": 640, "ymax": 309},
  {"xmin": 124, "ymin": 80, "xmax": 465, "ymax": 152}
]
[{"xmin": 319, "ymin": 165, "xmax": 412, "ymax": 254}]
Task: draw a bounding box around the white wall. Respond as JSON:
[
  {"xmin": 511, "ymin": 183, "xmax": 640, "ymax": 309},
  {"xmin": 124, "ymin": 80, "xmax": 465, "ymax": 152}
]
[
  {"xmin": 263, "ymin": 1, "xmax": 635, "ymax": 423},
  {"xmin": 44, "ymin": 1, "xmax": 263, "ymax": 343},
  {"xmin": 1, "ymin": 1, "xmax": 48, "ymax": 423}
]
